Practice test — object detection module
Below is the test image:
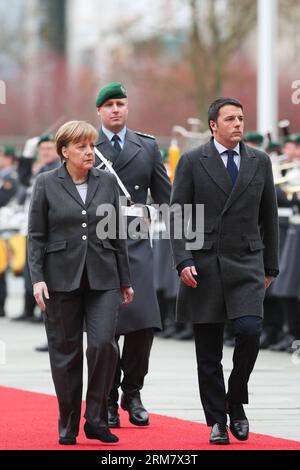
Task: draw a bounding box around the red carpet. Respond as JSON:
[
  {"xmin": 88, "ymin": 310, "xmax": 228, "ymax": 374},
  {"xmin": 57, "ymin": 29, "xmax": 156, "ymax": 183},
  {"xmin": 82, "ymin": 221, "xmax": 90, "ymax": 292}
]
[{"xmin": 1, "ymin": 387, "xmax": 299, "ymax": 450}]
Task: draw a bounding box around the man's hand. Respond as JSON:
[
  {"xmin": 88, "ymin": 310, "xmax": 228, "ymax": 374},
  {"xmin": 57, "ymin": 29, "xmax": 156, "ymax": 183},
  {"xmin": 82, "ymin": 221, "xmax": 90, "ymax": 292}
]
[
  {"xmin": 265, "ymin": 276, "xmax": 274, "ymax": 289},
  {"xmin": 33, "ymin": 281, "xmax": 49, "ymax": 312},
  {"xmin": 181, "ymin": 266, "xmax": 198, "ymax": 288},
  {"xmin": 121, "ymin": 287, "xmax": 134, "ymax": 304}
]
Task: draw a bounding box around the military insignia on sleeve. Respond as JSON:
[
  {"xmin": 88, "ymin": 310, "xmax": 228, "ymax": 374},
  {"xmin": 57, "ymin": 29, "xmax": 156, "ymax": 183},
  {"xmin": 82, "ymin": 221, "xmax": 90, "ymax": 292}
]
[{"xmin": 3, "ymin": 180, "xmax": 13, "ymax": 190}]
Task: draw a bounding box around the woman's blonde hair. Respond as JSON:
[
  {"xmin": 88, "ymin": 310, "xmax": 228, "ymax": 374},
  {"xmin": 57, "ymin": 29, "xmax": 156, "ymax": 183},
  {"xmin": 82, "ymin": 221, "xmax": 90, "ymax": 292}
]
[{"xmin": 55, "ymin": 120, "xmax": 98, "ymax": 161}]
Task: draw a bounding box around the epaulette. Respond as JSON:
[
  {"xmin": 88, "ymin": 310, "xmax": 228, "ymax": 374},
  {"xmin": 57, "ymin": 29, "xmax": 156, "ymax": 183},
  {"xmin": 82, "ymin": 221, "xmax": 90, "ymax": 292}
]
[{"xmin": 134, "ymin": 131, "xmax": 155, "ymax": 140}]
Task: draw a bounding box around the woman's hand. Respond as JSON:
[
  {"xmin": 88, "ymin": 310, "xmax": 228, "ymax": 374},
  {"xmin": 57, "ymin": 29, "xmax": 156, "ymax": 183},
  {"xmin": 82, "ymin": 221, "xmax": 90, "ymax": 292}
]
[
  {"xmin": 121, "ymin": 287, "xmax": 134, "ymax": 305},
  {"xmin": 33, "ymin": 282, "xmax": 49, "ymax": 312}
]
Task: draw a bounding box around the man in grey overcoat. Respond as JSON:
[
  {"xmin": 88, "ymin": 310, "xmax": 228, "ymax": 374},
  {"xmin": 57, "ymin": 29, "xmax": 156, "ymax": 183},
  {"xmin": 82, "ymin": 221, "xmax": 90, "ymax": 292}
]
[
  {"xmin": 170, "ymin": 97, "xmax": 279, "ymax": 445},
  {"xmin": 95, "ymin": 83, "xmax": 171, "ymax": 428}
]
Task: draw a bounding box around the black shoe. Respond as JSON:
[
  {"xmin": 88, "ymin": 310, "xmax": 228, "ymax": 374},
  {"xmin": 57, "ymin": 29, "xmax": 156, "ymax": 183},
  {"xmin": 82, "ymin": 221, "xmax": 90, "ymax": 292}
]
[
  {"xmin": 228, "ymin": 404, "xmax": 249, "ymax": 441},
  {"xmin": 108, "ymin": 405, "xmax": 120, "ymax": 428},
  {"xmin": 173, "ymin": 326, "xmax": 194, "ymax": 340},
  {"xmin": 35, "ymin": 343, "xmax": 48, "ymax": 352},
  {"xmin": 84, "ymin": 422, "xmax": 119, "ymax": 443},
  {"xmin": 260, "ymin": 329, "xmax": 283, "ymax": 349},
  {"xmin": 121, "ymin": 393, "xmax": 149, "ymax": 426},
  {"xmin": 12, "ymin": 313, "xmax": 34, "ymax": 322},
  {"xmin": 0, "ymin": 306, "xmax": 5, "ymax": 317},
  {"xmin": 59, "ymin": 436, "xmax": 76, "ymax": 445},
  {"xmin": 209, "ymin": 423, "xmax": 230, "ymax": 445},
  {"xmin": 160, "ymin": 324, "xmax": 182, "ymax": 338},
  {"xmin": 269, "ymin": 334, "xmax": 296, "ymax": 352}
]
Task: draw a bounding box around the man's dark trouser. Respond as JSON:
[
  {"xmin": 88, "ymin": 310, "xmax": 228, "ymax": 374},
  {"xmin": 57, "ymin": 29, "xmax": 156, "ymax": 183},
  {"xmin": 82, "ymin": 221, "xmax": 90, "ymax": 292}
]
[
  {"xmin": 0, "ymin": 272, "xmax": 7, "ymax": 316},
  {"xmin": 44, "ymin": 275, "xmax": 120, "ymax": 438},
  {"xmin": 194, "ymin": 316, "xmax": 263, "ymax": 426},
  {"xmin": 109, "ymin": 328, "xmax": 154, "ymax": 404}
]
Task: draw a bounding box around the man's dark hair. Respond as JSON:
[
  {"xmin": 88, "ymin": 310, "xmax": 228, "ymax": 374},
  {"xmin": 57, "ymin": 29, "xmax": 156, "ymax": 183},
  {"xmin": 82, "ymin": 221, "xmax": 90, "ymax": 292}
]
[{"xmin": 208, "ymin": 97, "xmax": 243, "ymax": 133}]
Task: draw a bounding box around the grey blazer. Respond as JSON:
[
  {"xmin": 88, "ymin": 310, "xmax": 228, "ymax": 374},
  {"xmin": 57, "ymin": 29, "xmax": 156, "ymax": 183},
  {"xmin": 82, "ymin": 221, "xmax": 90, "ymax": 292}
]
[
  {"xmin": 28, "ymin": 164, "xmax": 131, "ymax": 292},
  {"xmin": 170, "ymin": 139, "xmax": 279, "ymax": 323}
]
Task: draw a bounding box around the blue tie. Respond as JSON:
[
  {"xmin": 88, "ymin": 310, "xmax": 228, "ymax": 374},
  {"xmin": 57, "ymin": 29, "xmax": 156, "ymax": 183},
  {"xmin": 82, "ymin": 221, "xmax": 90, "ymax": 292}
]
[
  {"xmin": 226, "ymin": 150, "xmax": 238, "ymax": 185},
  {"xmin": 112, "ymin": 134, "xmax": 122, "ymax": 155}
]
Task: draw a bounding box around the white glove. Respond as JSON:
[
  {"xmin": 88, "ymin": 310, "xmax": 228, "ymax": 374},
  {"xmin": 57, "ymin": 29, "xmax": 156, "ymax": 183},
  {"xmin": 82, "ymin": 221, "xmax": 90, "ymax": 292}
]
[{"xmin": 23, "ymin": 136, "xmax": 40, "ymax": 158}]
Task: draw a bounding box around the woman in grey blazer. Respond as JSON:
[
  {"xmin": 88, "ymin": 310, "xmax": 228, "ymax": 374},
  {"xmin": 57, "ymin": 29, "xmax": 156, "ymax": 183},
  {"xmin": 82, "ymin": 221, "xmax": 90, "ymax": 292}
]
[{"xmin": 27, "ymin": 121, "xmax": 133, "ymax": 446}]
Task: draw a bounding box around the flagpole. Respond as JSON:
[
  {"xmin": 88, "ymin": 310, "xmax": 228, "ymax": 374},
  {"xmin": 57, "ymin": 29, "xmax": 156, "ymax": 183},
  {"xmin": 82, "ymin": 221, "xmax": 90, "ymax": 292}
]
[{"xmin": 257, "ymin": 0, "xmax": 278, "ymax": 139}]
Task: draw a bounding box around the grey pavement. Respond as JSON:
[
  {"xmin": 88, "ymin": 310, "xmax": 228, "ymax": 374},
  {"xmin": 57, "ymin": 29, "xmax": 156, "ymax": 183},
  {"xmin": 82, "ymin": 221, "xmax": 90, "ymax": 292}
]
[{"xmin": 1, "ymin": 274, "xmax": 300, "ymax": 443}]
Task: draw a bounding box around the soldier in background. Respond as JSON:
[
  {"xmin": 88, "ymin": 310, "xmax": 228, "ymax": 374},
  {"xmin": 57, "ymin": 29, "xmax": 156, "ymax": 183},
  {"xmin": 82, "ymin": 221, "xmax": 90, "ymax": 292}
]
[
  {"xmin": 244, "ymin": 131, "xmax": 264, "ymax": 149},
  {"xmin": 0, "ymin": 146, "xmax": 19, "ymax": 317}
]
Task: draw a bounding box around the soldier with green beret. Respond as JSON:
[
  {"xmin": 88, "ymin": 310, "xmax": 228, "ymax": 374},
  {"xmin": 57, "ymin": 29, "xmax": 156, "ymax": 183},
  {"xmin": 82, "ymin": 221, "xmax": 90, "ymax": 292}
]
[
  {"xmin": 294, "ymin": 134, "xmax": 300, "ymax": 144},
  {"xmin": 293, "ymin": 134, "xmax": 300, "ymax": 160},
  {"xmin": 244, "ymin": 131, "xmax": 264, "ymax": 148},
  {"xmin": 95, "ymin": 82, "xmax": 171, "ymax": 428},
  {"xmin": 95, "ymin": 82, "xmax": 127, "ymax": 108},
  {"xmin": 0, "ymin": 145, "xmax": 18, "ymax": 207},
  {"xmin": 0, "ymin": 145, "xmax": 19, "ymax": 317},
  {"xmin": 36, "ymin": 133, "xmax": 60, "ymax": 175},
  {"xmin": 265, "ymin": 141, "xmax": 281, "ymax": 155}
]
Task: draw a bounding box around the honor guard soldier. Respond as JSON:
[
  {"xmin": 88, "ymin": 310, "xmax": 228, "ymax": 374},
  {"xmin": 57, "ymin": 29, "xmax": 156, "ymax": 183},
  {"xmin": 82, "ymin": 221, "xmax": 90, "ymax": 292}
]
[
  {"xmin": 95, "ymin": 82, "xmax": 171, "ymax": 428},
  {"xmin": 0, "ymin": 145, "xmax": 19, "ymax": 317},
  {"xmin": 244, "ymin": 131, "xmax": 264, "ymax": 149}
]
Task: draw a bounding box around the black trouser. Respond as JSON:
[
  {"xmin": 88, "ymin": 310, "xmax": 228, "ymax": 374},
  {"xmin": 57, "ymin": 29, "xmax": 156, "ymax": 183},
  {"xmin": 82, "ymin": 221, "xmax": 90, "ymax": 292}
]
[
  {"xmin": 0, "ymin": 271, "xmax": 7, "ymax": 314},
  {"xmin": 194, "ymin": 316, "xmax": 262, "ymax": 426},
  {"xmin": 109, "ymin": 328, "xmax": 154, "ymax": 404},
  {"xmin": 44, "ymin": 271, "xmax": 120, "ymax": 438}
]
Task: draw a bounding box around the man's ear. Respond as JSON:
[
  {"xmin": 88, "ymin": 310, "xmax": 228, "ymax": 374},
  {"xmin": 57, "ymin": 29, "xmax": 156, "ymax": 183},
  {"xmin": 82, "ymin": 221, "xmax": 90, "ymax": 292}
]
[{"xmin": 210, "ymin": 120, "xmax": 217, "ymax": 132}]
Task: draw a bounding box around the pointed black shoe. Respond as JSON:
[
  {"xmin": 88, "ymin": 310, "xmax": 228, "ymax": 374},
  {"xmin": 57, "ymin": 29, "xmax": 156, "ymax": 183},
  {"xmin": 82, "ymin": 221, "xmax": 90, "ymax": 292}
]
[
  {"xmin": 108, "ymin": 405, "xmax": 120, "ymax": 428},
  {"xmin": 228, "ymin": 404, "xmax": 249, "ymax": 441},
  {"xmin": 84, "ymin": 422, "xmax": 119, "ymax": 443},
  {"xmin": 59, "ymin": 436, "xmax": 77, "ymax": 445},
  {"xmin": 121, "ymin": 393, "xmax": 149, "ymax": 426},
  {"xmin": 209, "ymin": 423, "xmax": 230, "ymax": 445}
]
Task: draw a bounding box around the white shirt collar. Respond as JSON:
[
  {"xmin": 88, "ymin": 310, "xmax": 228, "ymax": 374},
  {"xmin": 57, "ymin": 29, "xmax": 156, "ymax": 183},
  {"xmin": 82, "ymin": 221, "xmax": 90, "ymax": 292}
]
[
  {"xmin": 102, "ymin": 126, "xmax": 127, "ymax": 145},
  {"xmin": 214, "ymin": 138, "xmax": 240, "ymax": 156}
]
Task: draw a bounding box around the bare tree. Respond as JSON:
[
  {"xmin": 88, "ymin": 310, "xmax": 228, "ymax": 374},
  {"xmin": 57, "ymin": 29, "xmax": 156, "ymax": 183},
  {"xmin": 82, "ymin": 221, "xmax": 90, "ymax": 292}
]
[{"xmin": 187, "ymin": 0, "xmax": 256, "ymax": 119}]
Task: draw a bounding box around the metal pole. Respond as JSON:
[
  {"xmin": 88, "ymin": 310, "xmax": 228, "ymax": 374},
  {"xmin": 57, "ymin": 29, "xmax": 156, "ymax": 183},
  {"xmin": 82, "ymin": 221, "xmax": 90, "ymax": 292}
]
[{"xmin": 257, "ymin": 0, "xmax": 278, "ymax": 139}]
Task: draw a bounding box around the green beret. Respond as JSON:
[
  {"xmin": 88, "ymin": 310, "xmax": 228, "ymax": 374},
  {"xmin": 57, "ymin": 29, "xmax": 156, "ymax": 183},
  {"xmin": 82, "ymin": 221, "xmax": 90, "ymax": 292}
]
[
  {"xmin": 294, "ymin": 134, "xmax": 300, "ymax": 145},
  {"xmin": 283, "ymin": 136, "xmax": 295, "ymax": 145},
  {"xmin": 0, "ymin": 145, "xmax": 15, "ymax": 157},
  {"xmin": 266, "ymin": 141, "xmax": 281, "ymax": 152},
  {"xmin": 160, "ymin": 148, "xmax": 168, "ymax": 162},
  {"xmin": 96, "ymin": 82, "xmax": 127, "ymax": 108},
  {"xmin": 244, "ymin": 131, "xmax": 264, "ymax": 145},
  {"xmin": 38, "ymin": 133, "xmax": 54, "ymax": 146}
]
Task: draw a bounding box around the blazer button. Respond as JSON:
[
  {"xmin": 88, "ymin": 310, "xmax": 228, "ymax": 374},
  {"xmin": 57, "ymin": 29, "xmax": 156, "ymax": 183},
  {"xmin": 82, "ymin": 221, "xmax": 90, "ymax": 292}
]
[
  {"xmin": 82, "ymin": 210, "xmax": 87, "ymax": 215},
  {"xmin": 82, "ymin": 223, "xmax": 87, "ymax": 228},
  {"xmin": 134, "ymin": 185, "xmax": 140, "ymax": 190},
  {"xmin": 82, "ymin": 235, "xmax": 87, "ymax": 241}
]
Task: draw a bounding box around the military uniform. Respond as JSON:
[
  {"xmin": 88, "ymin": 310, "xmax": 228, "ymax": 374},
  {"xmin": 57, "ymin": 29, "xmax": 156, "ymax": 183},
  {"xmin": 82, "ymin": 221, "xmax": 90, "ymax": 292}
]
[
  {"xmin": 95, "ymin": 126, "xmax": 171, "ymax": 416},
  {"xmin": 0, "ymin": 166, "xmax": 19, "ymax": 316},
  {"xmin": 0, "ymin": 167, "xmax": 18, "ymax": 208}
]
